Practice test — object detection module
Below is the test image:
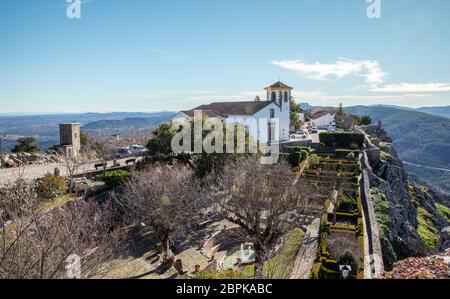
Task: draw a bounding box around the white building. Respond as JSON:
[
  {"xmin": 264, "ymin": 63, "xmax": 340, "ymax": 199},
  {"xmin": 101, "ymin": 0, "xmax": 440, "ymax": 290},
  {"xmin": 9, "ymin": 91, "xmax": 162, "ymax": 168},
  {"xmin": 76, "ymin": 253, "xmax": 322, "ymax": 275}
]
[
  {"xmin": 311, "ymin": 112, "xmax": 336, "ymax": 129},
  {"xmin": 297, "ymin": 111, "xmax": 305, "ymax": 123},
  {"xmin": 171, "ymin": 81, "xmax": 293, "ymax": 144}
]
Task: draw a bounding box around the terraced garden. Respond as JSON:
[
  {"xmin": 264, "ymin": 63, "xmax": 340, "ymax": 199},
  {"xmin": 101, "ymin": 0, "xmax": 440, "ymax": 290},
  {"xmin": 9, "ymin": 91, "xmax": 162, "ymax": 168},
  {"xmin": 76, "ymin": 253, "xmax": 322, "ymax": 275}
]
[{"xmin": 303, "ymin": 149, "xmax": 365, "ymax": 279}]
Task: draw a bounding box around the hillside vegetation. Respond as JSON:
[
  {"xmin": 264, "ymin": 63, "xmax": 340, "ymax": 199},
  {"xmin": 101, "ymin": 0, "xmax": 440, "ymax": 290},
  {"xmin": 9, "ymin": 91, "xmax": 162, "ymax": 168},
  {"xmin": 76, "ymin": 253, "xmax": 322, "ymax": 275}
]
[{"xmin": 345, "ymin": 105, "xmax": 450, "ymax": 193}]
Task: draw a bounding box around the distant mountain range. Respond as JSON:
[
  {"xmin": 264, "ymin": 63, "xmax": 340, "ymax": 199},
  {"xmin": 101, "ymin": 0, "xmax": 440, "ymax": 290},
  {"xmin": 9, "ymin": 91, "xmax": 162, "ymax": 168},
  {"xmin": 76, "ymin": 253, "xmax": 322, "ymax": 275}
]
[
  {"xmin": 415, "ymin": 106, "xmax": 450, "ymax": 118},
  {"xmin": 344, "ymin": 105, "xmax": 450, "ymax": 193},
  {"xmin": 82, "ymin": 112, "xmax": 175, "ymax": 135},
  {"xmin": 298, "ymin": 102, "xmax": 450, "ymax": 119},
  {"xmin": 0, "ymin": 112, "xmax": 175, "ymax": 151}
]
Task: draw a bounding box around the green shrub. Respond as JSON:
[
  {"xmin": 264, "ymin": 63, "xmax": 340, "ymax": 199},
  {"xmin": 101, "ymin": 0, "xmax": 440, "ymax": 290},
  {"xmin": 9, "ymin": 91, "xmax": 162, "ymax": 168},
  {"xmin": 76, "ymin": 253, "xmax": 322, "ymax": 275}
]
[
  {"xmin": 337, "ymin": 195, "xmax": 356, "ymax": 212},
  {"xmin": 355, "ymin": 224, "xmax": 364, "ymax": 237},
  {"xmin": 435, "ymin": 203, "xmax": 450, "ymax": 222},
  {"xmin": 96, "ymin": 170, "xmax": 130, "ymax": 185},
  {"xmin": 318, "ymin": 265, "xmax": 339, "ymax": 279},
  {"xmin": 417, "ymin": 207, "xmax": 438, "ymax": 249},
  {"xmin": 308, "ymin": 154, "xmax": 320, "ymax": 165},
  {"xmin": 319, "ymin": 132, "xmax": 364, "ymax": 149},
  {"xmin": 320, "ymin": 222, "xmax": 331, "ymax": 234},
  {"xmin": 288, "ymin": 150, "xmax": 308, "ymax": 167},
  {"xmin": 12, "ymin": 137, "xmax": 39, "ymax": 153},
  {"xmin": 36, "ymin": 173, "xmax": 67, "ymax": 199},
  {"xmin": 288, "ymin": 152, "xmax": 301, "ymax": 167},
  {"xmin": 380, "ymin": 151, "xmax": 391, "ymax": 160},
  {"xmin": 337, "ymin": 252, "xmax": 358, "ymax": 277}
]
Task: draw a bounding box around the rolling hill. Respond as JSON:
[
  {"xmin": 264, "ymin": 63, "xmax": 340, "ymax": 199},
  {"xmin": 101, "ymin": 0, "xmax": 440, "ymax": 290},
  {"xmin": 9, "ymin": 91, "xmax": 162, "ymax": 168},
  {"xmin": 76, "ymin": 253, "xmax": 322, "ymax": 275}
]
[
  {"xmin": 82, "ymin": 112, "xmax": 175, "ymax": 135},
  {"xmin": 0, "ymin": 112, "xmax": 175, "ymax": 151},
  {"xmin": 416, "ymin": 106, "xmax": 450, "ymax": 118},
  {"xmin": 344, "ymin": 105, "xmax": 450, "ymax": 193}
]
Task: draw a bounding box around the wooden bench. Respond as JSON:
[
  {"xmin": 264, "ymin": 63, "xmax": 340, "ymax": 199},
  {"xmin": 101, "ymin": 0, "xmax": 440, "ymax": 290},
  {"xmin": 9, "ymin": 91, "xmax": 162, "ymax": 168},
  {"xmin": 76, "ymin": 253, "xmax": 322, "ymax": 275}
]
[
  {"xmin": 125, "ymin": 158, "xmax": 136, "ymax": 165},
  {"xmin": 94, "ymin": 162, "xmax": 107, "ymax": 170}
]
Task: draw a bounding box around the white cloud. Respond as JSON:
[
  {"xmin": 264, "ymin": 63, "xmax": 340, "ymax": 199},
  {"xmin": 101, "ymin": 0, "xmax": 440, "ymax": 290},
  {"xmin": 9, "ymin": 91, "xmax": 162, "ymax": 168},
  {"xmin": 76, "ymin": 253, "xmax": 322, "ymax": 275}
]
[
  {"xmin": 272, "ymin": 58, "xmax": 387, "ymax": 85},
  {"xmin": 370, "ymin": 83, "xmax": 450, "ymax": 93}
]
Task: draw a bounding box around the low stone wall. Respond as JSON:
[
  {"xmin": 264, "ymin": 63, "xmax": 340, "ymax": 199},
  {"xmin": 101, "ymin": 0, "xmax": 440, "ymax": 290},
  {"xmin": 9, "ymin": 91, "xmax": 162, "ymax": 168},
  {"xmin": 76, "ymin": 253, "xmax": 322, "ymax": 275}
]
[{"xmin": 360, "ymin": 150, "xmax": 385, "ymax": 278}]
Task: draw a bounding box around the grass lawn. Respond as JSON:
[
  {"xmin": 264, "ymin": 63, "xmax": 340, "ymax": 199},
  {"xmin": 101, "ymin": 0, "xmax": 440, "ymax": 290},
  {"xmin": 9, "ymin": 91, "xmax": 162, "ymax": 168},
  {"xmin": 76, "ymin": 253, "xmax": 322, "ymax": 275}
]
[
  {"xmin": 194, "ymin": 228, "xmax": 304, "ymax": 279},
  {"xmin": 40, "ymin": 194, "xmax": 77, "ymax": 213},
  {"xmin": 240, "ymin": 228, "xmax": 305, "ymax": 279}
]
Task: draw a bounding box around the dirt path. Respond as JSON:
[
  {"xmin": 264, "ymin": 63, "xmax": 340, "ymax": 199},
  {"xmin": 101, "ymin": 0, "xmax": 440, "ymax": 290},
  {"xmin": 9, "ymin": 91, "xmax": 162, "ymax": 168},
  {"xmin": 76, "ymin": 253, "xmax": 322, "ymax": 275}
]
[{"xmin": 289, "ymin": 218, "xmax": 320, "ymax": 279}]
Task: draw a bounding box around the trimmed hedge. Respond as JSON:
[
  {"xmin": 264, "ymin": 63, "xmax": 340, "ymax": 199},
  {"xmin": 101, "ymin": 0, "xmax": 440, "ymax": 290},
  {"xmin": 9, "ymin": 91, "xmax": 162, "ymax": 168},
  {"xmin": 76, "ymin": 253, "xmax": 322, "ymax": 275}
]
[
  {"xmin": 96, "ymin": 170, "xmax": 130, "ymax": 185},
  {"xmin": 288, "ymin": 150, "xmax": 309, "ymax": 167},
  {"xmin": 283, "ymin": 146, "xmax": 311, "ymax": 154},
  {"xmin": 319, "ymin": 132, "xmax": 364, "ymax": 149}
]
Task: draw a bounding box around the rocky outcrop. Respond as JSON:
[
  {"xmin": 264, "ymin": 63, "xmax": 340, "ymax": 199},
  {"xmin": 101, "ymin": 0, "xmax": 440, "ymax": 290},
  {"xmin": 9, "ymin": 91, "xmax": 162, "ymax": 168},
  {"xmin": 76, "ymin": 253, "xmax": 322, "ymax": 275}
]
[
  {"xmin": 438, "ymin": 227, "xmax": 450, "ymax": 252},
  {"xmin": 0, "ymin": 151, "xmax": 63, "ymax": 168},
  {"xmin": 360, "ymin": 125, "xmax": 450, "ymax": 270}
]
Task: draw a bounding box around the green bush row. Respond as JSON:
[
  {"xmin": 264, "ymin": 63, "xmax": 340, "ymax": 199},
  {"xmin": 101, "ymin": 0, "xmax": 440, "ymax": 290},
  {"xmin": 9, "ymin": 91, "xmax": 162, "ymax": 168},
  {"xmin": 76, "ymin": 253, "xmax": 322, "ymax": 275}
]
[
  {"xmin": 319, "ymin": 132, "xmax": 365, "ymax": 149},
  {"xmin": 282, "ymin": 146, "xmax": 311, "ymax": 154},
  {"xmin": 95, "ymin": 170, "xmax": 130, "ymax": 185}
]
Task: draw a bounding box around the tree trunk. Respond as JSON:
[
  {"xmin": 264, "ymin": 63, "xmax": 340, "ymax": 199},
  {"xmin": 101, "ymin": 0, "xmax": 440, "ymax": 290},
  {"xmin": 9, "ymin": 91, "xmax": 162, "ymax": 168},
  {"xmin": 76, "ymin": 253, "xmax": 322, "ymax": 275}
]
[
  {"xmin": 253, "ymin": 245, "xmax": 265, "ymax": 279},
  {"xmin": 159, "ymin": 235, "xmax": 170, "ymax": 263}
]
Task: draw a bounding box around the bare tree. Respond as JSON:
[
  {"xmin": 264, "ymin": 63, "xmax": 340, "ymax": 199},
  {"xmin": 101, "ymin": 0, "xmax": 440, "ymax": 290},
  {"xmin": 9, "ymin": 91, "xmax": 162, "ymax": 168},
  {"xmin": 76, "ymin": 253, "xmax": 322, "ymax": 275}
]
[
  {"xmin": 114, "ymin": 165, "xmax": 210, "ymax": 263},
  {"xmin": 60, "ymin": 149, "xmax": 88, "ymax": 194},
  {"xmin": 0, "ymin": 179, "xmax": 123, "ymax": 279},
  {"xmin": 86, "ymin": 136, "xmax": 114, "ymax": 175},
  {"xmin": 214, "ymin": 156, "xmax": 313, "ymax": 278}
]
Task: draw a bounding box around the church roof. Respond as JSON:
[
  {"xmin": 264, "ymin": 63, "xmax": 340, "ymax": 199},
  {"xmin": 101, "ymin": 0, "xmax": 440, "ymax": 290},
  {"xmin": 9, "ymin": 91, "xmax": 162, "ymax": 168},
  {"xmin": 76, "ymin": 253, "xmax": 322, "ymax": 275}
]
[
  {"xmin": 265, "ymin": 81, "xmax": 293, "ymax": 90},
  {"xmin": 183, "ymin": 101, "xmax": 273, "ymax": 117}
]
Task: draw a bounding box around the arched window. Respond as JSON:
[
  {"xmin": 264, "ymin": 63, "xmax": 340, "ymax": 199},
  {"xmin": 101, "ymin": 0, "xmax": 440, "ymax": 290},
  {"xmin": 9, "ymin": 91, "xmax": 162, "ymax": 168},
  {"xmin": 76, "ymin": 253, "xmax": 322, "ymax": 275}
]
[
  {"xmin": 271, "ymin": 92, "xmax": 276, "ymax": 102},
  {"xmin": 284, "ymin": 91, "xmax": 288, "ymax": 102}
]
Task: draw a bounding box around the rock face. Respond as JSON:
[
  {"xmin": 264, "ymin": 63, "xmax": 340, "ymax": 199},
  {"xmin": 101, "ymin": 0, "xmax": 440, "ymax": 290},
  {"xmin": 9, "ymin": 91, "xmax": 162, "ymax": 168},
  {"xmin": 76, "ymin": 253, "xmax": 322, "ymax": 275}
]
[
  {"xmin": 438, "ymin": 227, "xmax": 450, "ymax": 252},
  {"xmin": 360, "ymin": 125, "xmax": 450, "ymax": 270}
]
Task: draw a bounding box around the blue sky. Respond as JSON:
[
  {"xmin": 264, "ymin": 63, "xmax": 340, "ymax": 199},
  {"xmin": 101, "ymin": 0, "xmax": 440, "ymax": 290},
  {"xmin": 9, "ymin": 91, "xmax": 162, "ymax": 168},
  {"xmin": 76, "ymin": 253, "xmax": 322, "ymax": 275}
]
[{"xmin": 1, "ymin": 0, "xmax": 450, "ymax": 113}]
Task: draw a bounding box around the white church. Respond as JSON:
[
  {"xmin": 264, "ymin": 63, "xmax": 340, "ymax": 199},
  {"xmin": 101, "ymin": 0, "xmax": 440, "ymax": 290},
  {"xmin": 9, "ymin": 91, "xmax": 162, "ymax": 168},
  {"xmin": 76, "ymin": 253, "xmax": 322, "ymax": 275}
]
[{"xmin": 171, "ymin": 81, "xmax": 293, "ymax": 144}]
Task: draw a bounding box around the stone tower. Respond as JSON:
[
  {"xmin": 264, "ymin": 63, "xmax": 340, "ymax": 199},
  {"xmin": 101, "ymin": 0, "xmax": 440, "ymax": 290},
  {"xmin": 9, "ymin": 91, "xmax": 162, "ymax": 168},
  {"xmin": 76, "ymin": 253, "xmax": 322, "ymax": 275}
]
[{"xmin": 59, "ymin": 123, "xmax": 81, "ymax": 158}]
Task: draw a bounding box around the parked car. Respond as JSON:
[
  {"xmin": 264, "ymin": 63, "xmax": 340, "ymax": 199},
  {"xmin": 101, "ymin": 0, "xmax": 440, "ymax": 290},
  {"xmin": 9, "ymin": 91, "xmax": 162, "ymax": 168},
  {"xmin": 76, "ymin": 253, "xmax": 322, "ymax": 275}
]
[
  {"xmin": 115, "ymin": 147, "xmax": 132, "ymax": 158},
  {"xmin": 290, "ymin": 133, "xmax": 307, "ymax": 140},
  {"xmin": 310, "ymin": 127, "xmax": 318, "ymax": 134},
  {"xmin": 130, "ymin": 144, "xmax": 149, "ymax": 156}
]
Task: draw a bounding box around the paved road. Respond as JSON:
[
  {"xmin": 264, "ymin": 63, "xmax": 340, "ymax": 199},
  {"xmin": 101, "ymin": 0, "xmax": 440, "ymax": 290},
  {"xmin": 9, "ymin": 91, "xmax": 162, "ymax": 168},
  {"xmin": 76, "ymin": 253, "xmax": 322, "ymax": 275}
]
[
  {"xmin": 403, "ymin": 161, "xmax": 450, "ymax": 173},
  {"xmin": 0, "ymin": 157, "xmax": 140, "ymax": 185}
]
